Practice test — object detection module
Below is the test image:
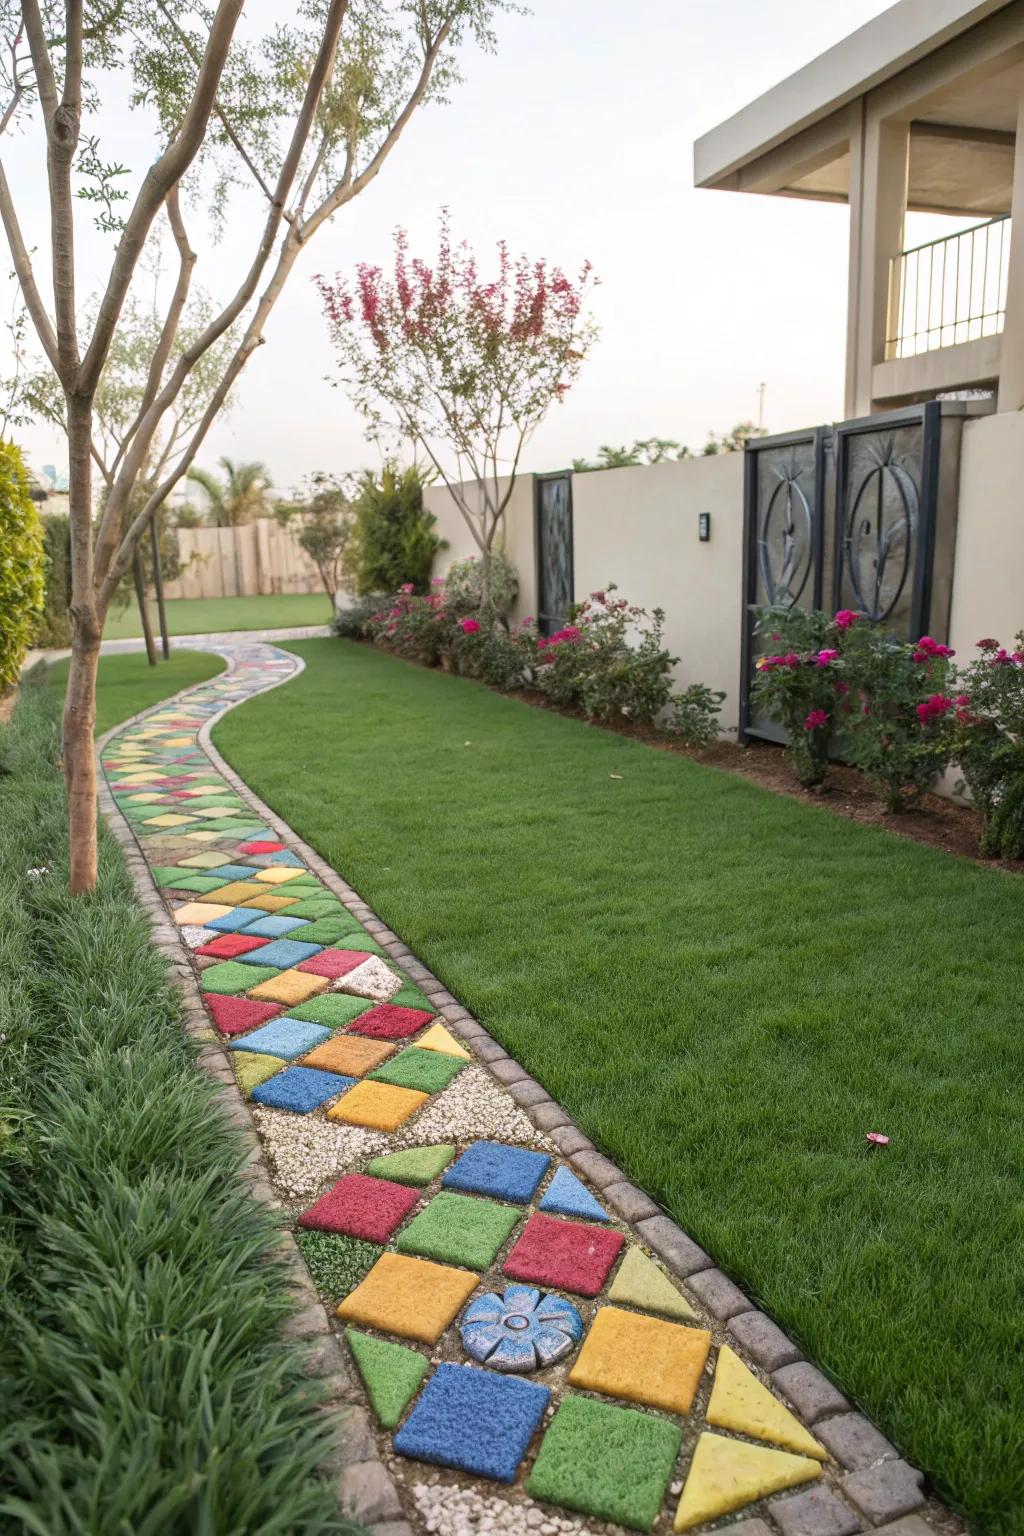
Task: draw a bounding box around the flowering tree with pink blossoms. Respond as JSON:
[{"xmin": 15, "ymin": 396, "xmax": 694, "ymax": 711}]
[{"xmin": 316, "ymin": 215, "xmax": 598, "ymax": 607}]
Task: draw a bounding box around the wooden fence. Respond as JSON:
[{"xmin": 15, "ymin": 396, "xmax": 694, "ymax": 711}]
[{"xmin": 161, "ymin": 517, "xmax": 323, "ymax": 600}]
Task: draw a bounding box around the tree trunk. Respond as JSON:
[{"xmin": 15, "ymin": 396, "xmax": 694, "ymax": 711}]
[
  {"xmin": 150, "ymin": 513, "xmax": 171, "ymax": 659},
  {"xmin": 63, "ymin": 395, "xmax": 101, "ymax": 895},
  {"xmin": 134, "ymin": 545, "xmax": 158, "ymax": 665}
]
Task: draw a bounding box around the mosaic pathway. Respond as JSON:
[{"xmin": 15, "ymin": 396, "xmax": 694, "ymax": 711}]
[{"xmin": 100, "ymin": 644, "xmax": 941, "ymax": 1536}]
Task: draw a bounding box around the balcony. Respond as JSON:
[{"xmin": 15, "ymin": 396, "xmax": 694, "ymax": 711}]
[{"xmin": 886, "ymin": 216, "xmax": 1011, "ymax": 360}]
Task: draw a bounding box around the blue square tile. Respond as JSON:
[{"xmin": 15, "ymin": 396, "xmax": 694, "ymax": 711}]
[
  {"xmin": 443, "ymin": 1142, "xmax": 550, "ymax": 1204},
  {"xmin": 206, "ymin": 905, "xmax": 268, "ymax": 933},
  {"xmin": 232, "ymin": 1018, "xmax": 331, "ymax": 1059},
  {"xmin": 236, "ymin": 938, "xmax": 322, "ymax": 968},
  {"xmin": 250, "ymin": 849, "xmax": 304, "ymax": 867},
  {"xmin": 240, "ymin": 914, "xmax": 311, "ymax": 938},
  {"xmin": 206, "ymin": 864, "xmax": 259, "ymax": 881},
  {"xmin": 250, "ymin": 1066, "xmax": 355, "ymax": 1113},
  {"xmin": 394, "ymin": 1363, "xmax": 549, "ymax": 1482},
  {"xmin": 538, "ymin": 1165, "xmax": 609, "ymax": 1222}
]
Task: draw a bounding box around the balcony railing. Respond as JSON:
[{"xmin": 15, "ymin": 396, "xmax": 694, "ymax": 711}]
[{"xmin": 886, "ymin": 215, "xmax": 1010, "ymax": 360}]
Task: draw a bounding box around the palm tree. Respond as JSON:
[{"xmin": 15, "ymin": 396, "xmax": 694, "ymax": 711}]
[{"xmin": 186, "ymin": 457, "xmax": 273, "ymax": 526}]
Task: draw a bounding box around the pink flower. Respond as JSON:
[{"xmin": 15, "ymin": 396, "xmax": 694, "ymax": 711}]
[
  {"xmin": 815, "ymin": 648, "xmax": 840, "ymax": 667},
  {"xmin": 866, "ymin": 1132, "xmax": 890, "ymax": 1148},
  {"xmin": 460, "ymin": 618, "xmax": 481, "ymax": 634},
  {"xmin": 804, "ymin": 709, "xmax": 829, "ymax": 731},
  {"xmin": 835, "ymin": 679, "xmax": 849, "ymax": 695},
  {"xmin": 400, "ymin": 582, "xmax": 415, "ymax": 594},
  {"xmin": 916, "ymin": 693, "xmax": 954, "ymax": 722},
  {"xmin": 977, "ymin": 637, "xmax": 999, "ymax": 651},
  {"xmin": 912, "ymin": 650, "xmax": 928, "ymax": 664},
  {"xmin": 955, "ymin": 694, "xmax": 971, "ymax": 707},
  {"xmin": 834, "ymin": 609, "xmax": 858, "ymax": 629}
]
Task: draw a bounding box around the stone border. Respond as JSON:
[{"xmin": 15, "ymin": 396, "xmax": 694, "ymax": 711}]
[{"xmin": 93, "ymin": 642, "xmax": 958, "ymax": 1536}]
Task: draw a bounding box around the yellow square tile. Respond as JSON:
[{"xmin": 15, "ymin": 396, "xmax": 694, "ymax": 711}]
[
  {"xmin": 326, "ymin": 1080, "xmax": 428, "ymax": 1130},
  {"xmin": 163, "ymin": 735, "xmax": 193, "ymax": 746},
  {"xmin": 116, "ymin": 772, "xmax": 158, "ymax": 784},
  {"xmin": 247, "ymin": 969, "xmax": 330, "ymax": 1007},
  {"xmin": 184, "ymin": 831, "xmax": 226, "ymax": 843},
  {"xmin": 145, "ymin": 813, "xmax": 195, "ymax": 828},
  {"xmin": 179, "ymin": 851, "xmax": 232, "ymax": 868},
  {"xmin": 172, "ymin": 901, "xmax": 234, "ymax": 925},
  {"xmin": 568, "ymin": 1307, "xmax": 711, "ymax": 1416},
  {"xmin": 301, "ymin": 1034, "xmax": 395, "ymax": 1076},
  {"xmin": 245, "ymin": 892, "xmax": 301, "ymax": 912},
  {"xmin": 123, "ymin": 793, "xmax": 166, "ymax": 805},
  {"xmin": 191, "ymin": 806, "xmax": 243, "ymax": 820},
  {"xmin": 253, "ymin": 866, "xmax": 306, "ymax": 885},
  {"xmin": 197, "ymin": 881, "xmax": 266, "ymax": 904},
  {"xmin": 337, "ymin": 1253, "xmax": 478, "ymax": 1343}
]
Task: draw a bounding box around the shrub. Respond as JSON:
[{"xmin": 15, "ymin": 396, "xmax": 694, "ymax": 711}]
[
  {"xmin": 34, "ymin": 511, "xmax": 72, "ymax": 647},
  {"xmin": 0, "ymin": 442, "xmax": 45, "ymax": 687},
  {"xmin": 668, "ymin": 683, "xmax": 726, "ymax": 747},
  {"xmin": 444, "ymin": 552, "xmax": 518, "ymax": 619},
  {"xmin": 535, "ymin": 588, "xmax": 677, "ymax": 725},
  {"xmin": 332, "ymin": 593, "xmax": 389, "ymax": 640},
  {"xmin": 749, "ymin": 607, "xmax": 846, "ymax": 787},
  {"xmin": 954, "ymin": 635, "xmax": 1024, "ymax": 859},
  {"xmin": 366, "ymin": 584, "xmax": 453, "ymax": 665},
  {"xmin": 451, "ymin": 616, "xmax": 538, "ymax": 690},
  {"xmin": 841, "ymin": 624, "xmax": 957, "ymax": 811},
  {"xmin": 348, "ymin": 463, "xmax": 442, "ymax": 595}
]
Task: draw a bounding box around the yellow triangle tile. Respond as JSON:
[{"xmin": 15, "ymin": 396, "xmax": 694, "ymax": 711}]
[
  {"xmin": 607, "ymin": 1245, "xmax": 698, "ymax": 1321},
  {"xmin": 415, "ymin": 1022, "xmax": 472, "ymax": 1060},
  {"xmin": 707, "ymin": 1346, "xmax": 827, "ymax": 1459},
  {"xmin": 674, "ymin": 1432, "xmax": 821, "ymax": 1531}
]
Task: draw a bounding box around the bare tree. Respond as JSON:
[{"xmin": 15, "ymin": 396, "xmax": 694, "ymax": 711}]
[{"xmin": 0, "ymin": 0, "xmax": 512, "ymax": 892}]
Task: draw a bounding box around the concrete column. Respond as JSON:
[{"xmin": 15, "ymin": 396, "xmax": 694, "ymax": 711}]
[
  {"xmin": 845, "ymin": 110, "xmax": 910, "ymax": 418},
  {"xmin": 997, "ymin": 91, "xmax": 1024, "ymax": 413}
]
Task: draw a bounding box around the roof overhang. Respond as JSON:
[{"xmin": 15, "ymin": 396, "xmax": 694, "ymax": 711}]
[{"xmin": 694, "ymin": 0, "xmax": 1016, "ymax": 189}]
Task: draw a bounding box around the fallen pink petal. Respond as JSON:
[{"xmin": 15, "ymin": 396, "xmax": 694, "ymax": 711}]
[{"xmin": 866, "ymin": 1132, "xmax": 890, "ymax": 1147}]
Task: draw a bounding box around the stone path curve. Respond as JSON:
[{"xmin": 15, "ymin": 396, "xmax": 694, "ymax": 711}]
[{"xmin": 98, "ymin": 640, "xmax": 952, "ymax": 1536}]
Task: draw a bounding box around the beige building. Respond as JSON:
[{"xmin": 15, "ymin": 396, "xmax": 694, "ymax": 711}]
[{"xmin": 694, "ymin": 0, "xmax": 1024, "ymax": 417}]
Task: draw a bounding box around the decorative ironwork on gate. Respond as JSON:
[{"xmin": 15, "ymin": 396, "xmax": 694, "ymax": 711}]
[
  {"xmin": 740, "ymin": 403, "xmax": 964, "ymax": 743},
  {"xmin": 535, "ymin": 472, "xmax": 574, "ymax": 636}
]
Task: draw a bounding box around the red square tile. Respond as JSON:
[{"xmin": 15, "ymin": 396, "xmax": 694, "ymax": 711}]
[
  {"xmin": 503, "ymin": 1213, "xmax": 625, "ymax": 1297},
  {"xmin": 239, "ymin": 840, "xmax": 285, "ymax": 854},
  {"xmin": 298, "ymin": 1172, "xmax": 419, "ymax": 1242},
  {"xmin": 203, "ymin": 993, "xmax": 283, "ymax": 1036},
  {"xmin": 350, "ymin": 1004, "xmax": 436, "ymax": 1040},
  {"xmin": 295, "ymin": 948, "xmax": 373, "ymax": 979},
  {"xmin": 197, "ymin": 933, "xmax": 271, "ymax": 959}
]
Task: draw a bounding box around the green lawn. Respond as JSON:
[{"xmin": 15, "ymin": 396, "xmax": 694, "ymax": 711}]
[
  {"xmin": 102, "ymin": 592, "xmax": 333, "ymax": 641},
  {"xmin": 0, "ymin": 672, "xmax": 345, "ymax": 1532},
  {"xmin": 49, "ymin": 649, "xmax": 226, "ymax": 734},
  {"xmin": 215, "ymin": 639, "xmax": 1024, "ymax": 1535}
]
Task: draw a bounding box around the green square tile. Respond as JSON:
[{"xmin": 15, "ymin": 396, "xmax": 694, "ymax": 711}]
[
  {"xmin": 366, "ymin": 1144, "xmax": 456, "ymax": 1187},
  {"xmin": 395, "ymin": 1191, "xmax": 519, "ymax": 1270},
  {"xmin": 179, "ymin": 851, "xmax": 236, "ymax": 869},
  {"xmin": 286, "ymin": 993, "xmax": 373, "ymax": 1028},
  {"xmin": 369, "ymin": 1046, "xmax": 466, "ymax": 1094},
  {"xmin": 278, "ymin": 897, "xmax": 347, "ymax": 919},
  {"xmin": 526, "ymin": 1396, "xmax": 682, "ymax": 1532},
  {"xmin": 200, "ymin": 961, "xmax": 281, "ymax": 995},
  {"xmin": 197, "ymin": 816, "xmax": 250, "ymax": 831},
  {"xmin": 295, "ymin": 917, "xmax": 368, "ymax": 946},
  {"xmin": 153, "ymin": 869, "xmax": 226, "ymax": 893}
]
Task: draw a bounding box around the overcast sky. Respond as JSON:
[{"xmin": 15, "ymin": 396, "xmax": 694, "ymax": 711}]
[{"xmin": 6, "ymin": 0, "xmax": 906, "ymax": 494}]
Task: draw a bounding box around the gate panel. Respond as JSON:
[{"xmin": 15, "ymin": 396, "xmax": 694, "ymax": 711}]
[{"xmin": 535, "ymin": 472, "xmax": 574, "ymax": 635}]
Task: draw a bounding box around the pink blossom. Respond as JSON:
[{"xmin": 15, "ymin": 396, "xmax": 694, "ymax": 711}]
[
  {"xmin": 835, "ymin": 679, "xmax": 849, "ymax": 695},
  {"xmin": 916, "ymin": 693, "xmax": 954, "ymax": 722},
  {"xmin": 977, "ymin": 637, "xmax": 999, "ymax": 651},
  {"xmin": 866, "ymin": 1132, "xmax": 890, "ymax": 1148},
  {"xmin": 460, "ymin": 618, "xmax": 481, "ymax": 634},
  {"xmin": 400, "ymin": 582, "xmax": 415, "ymax": 594},
  {"xmin": 815, "ymin": 649, "xmax": 840, "ymax": 667},
  {"xmin": 804, "ymin": 709, "xmax": 829, "ymax": 731},
  {"xmin": 834, "ymin": 609, "xmax": 858, "ymax": 629}
]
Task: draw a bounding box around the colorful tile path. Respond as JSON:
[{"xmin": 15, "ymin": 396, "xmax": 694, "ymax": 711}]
[{"xmin": 100, "ymin": 643, "xmax": 937, "ymax": 1536}]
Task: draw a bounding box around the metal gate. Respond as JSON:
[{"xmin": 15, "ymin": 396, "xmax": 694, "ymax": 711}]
[
  {"xmin": 740, "ymin": 402, "xmax": 967, "ymax": 742},
  {"xmin": 535, "ymin": 472, "xmax": 574, "ymax": 635}
]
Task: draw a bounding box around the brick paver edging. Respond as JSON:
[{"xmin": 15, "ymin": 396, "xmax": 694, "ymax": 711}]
[{"xmin": 93, "ymin": 642, "xmax": 958, "ymax": 1536}]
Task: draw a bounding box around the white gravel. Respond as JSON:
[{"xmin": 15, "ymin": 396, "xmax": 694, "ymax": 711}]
[
  {"xmin": 251, "ymin": 1106, "xmax": 389, "ymax": 1197},
  {"xmin": 411, "ymin": 1481, "xmax": 597, "ymax": 1536},
  {"xmin": 334, "ymin": 955, "xmax": 403, "ymax": 1002},
  {"xmin": 179, "ymin": 925, "xmax": 217, "ymax": 948},
  {"xmin": 396, "ymin": 1067, "xmax": 552, "ymax": 1150}
]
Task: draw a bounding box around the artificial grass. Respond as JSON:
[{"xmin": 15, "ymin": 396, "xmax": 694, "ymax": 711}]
[
  {"xmin": 0, "ymin": 673, "xmax": 350, "ymax": 1534},
  {"xmin": 102, "ymin": 592, "xmax": 332, "ymax": 641},
  {"xmin": 49, "ymin": 648, "xmax": 226, "ymax": 734},
  {"xmin": 215, "ymin": 637, "xmax": 1024, "ymax": 1535}
]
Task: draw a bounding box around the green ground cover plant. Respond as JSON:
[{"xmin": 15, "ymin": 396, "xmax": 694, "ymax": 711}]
[
  {"xmin": 216, "ymin": 637, "xmax": 1024, "ymax": 1535},
  {"xmin": 0, "ymin": 673, "xmax": 351, "ymax": 1535},
  {"xmin": 49, "ymin": 649, "xmax": 226, "ymax": 735},
  {"xmin": 101, "ymin": 592, "xmax": 333, "ymax": 642}
]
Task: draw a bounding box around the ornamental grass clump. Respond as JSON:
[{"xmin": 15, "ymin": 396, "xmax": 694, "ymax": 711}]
[
  {"xmin": 749, "ymin": 607, "xmax": 847, "ymax": 787},
  {"xmin": 840, "ymin": 623, "xmax": 958, "ymax": 812},
  {"xmin": 954, "ymin": 635, "xmax": 1024, "ymax": 859}
]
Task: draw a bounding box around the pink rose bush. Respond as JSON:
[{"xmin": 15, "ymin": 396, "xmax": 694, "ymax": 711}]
[{"xmin": 953, "ymin": 633, "xmax": 1024, "ymax": 858}]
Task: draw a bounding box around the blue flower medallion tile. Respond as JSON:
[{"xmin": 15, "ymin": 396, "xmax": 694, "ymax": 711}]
[{"xmin": 461, "ymin": 1285, "xmax": 583, "ymax": 1371}]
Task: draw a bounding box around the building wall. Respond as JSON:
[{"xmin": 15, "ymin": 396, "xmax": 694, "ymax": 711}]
[{"xmin": 948, "ymin": 408, "xmax": 1024, "ymax": 657}]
